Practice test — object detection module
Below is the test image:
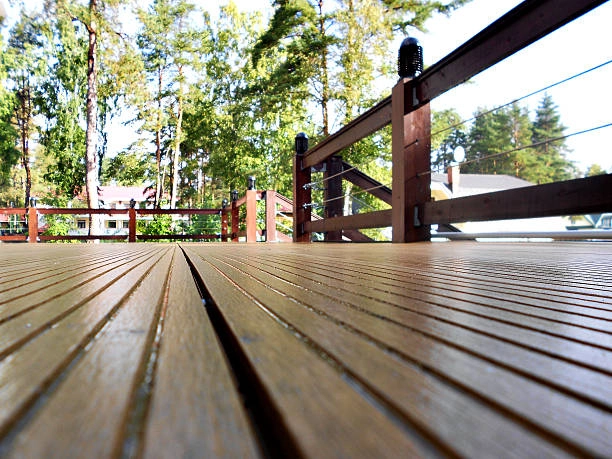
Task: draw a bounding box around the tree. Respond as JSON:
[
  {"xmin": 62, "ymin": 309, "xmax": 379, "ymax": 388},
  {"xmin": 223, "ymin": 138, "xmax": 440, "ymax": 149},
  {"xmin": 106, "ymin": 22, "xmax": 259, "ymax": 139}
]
[
  {"xmin": 37, "ymin": 1, "xmax": 89, "ymax": 200},
  {"xmin": 0, "ymin": 32, "xmax": 21, "ymax": 202},
  {"xmin": 101, "ymin": 151, "xmax": 153, "ymax": 186},
  {"xmin": 528, "ymin": 93, "xmax": 576, "ymax": 183},
  {"xmin": 585, "ymin": 164, "xmax": 606, "ymax": 177},
  {"xmin": 5, "ymin": 10, "xmax": 46, "ymax": 208},
  {"xmin": 431, "ymin": 109, "xmax": 467, "ymax": 171},
  {"xmin": 462, "ymin": 105, "xmax": 530, "ymax": 175},
  {"xmin": 254, "ymin": 0, "xmax": 471, "ymax": 137},
  {"xmin": 183, "ymin": 2, "xmax": 309, "ymax": 201},
  {"xmin": 43, "ymin": 0, "xmax": 133, "ymax": 228},
  {"xmin": 462, "ymin": 95, "xmax": 576, "ymax": 183},
  {"xmin": 136, "ymin": 0, "xmax": 207, "ymax": 209}
]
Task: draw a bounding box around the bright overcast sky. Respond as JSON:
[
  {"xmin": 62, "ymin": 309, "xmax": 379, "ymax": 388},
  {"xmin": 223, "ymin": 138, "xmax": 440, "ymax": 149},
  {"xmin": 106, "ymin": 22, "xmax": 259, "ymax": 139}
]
[
  {"xmin": 6, "ymin": 0, "xmax": 612, "ymax": 173},
  {"xmin": 223, "ymin": 0, "xmax": 612, "ymax": 172}
]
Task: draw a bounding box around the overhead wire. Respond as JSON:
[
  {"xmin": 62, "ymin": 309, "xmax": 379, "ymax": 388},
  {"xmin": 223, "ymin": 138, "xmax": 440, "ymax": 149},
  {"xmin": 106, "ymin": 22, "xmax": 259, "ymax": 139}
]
[
  {"xmin": 420, "ymin": 122, "xmax": 612, "ymax": 177},
  {"xmin": 305, "ymin": 58, "xmax": 612, "ymax": 211},
  {"xmin": 431, "ymin": 58, "xmax": 612, "ymax": 138}
]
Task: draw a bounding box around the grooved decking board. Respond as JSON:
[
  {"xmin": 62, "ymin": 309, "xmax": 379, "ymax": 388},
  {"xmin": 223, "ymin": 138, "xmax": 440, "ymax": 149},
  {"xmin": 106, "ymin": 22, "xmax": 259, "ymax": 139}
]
[
  {"xmin": 183, "ymin": 245, "xmax": 437, "ymax": 458},
  {"xmin": 0, "ymin": 244, "xmax": 259, "ymax": 458},
  {"xmin": 141, "ymin": 248, "xmax": 259, "ymax": 459},
  {"xmin": 181, "ymin": 242, "xmax": 612, "ymax": 457},
  {"xmin": 2, "ymin": 241, "xmax": 611, "ymax": 458}
]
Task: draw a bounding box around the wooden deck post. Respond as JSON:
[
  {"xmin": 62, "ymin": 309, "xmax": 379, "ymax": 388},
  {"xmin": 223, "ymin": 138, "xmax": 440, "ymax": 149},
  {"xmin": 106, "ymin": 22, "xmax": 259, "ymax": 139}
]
[
  {"xmin": 231, "ymin": 194, "xmax": 239, "ymax": 242},
  {"xmin": 221, "ymin": 207, "xmax": 229, "ymax": 242},
  {"xmin": 324, "ymin": 156, "xmax": 343, "ymax": 242},
  {"xmin": 128, "ymin": 208, "xmax": 136, "ymax": 243},
  {"xmin": 392, "ymin": 78, "xmax": 431, "ymax": 242},
  {"xmin": 293, "ymin": 133, "xmax": 311, "ymax": 242},
  {"xmin": 265, "ymin": 190, "xmax": 277, "ymax": 242},
  {"xmin": 246, "ymin": 189, "xmax": 257, "ymax": 242},
  {"xmin": 28, "ymin": 206, "xmax": 38, "ymax": 243}
]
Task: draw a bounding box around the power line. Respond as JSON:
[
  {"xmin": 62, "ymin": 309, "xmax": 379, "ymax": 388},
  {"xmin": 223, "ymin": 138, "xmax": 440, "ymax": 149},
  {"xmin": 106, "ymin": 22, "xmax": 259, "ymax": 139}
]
[
  {"xmin": 421, "ymin": 122, "xmax": 612, "ymax": 177},
  {"xmin": 431, "ymin": 58, "xmax": 612, "ymax": 138}
]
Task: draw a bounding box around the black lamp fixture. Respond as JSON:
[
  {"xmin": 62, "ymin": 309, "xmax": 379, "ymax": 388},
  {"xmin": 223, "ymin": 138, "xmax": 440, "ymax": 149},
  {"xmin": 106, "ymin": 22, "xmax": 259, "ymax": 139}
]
[
  {"xmin": 29, "ymin": 197, "xmax": 37, "ymax": 207},
  {"xmin": 222, "ymin": 198, "xmax": 229, "ymax": 209},
  {"xmin": 129, "ymin": 198, "xmax": 136, "ymax": 209},
  {"xmin": 295, "ymin": 132, "xmax": 309, "ymax": 156},
  {"xmin": 231, "ymin": 190, "xmax": 238, "ymax": 201},
  {"xmin": 398, "ymin": 37, "xmax": 423, "ymax": 79},
  {"xmin": 247, "ymin": 176, "xmax": 256, "ymax": 191}
]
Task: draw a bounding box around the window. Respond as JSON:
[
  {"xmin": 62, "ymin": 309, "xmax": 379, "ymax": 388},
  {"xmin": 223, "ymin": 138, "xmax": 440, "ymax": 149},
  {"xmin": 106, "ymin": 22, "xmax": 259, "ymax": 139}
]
[
  {"xmin": 122, "ymin": 220, "xmax": 130, "ymax": 229},
  {"xmin": 107, "ymin": 220, "xmax": 117, "ymax": 229},
  {"xmin": 77, "ymin": 220, "xmax": 86, "ymax": 229}
]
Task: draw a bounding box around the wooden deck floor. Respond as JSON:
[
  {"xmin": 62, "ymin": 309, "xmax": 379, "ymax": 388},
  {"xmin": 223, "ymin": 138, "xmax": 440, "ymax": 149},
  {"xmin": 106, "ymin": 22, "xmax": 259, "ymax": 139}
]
[{"xmin": 1, "ymin": 241, "xmax": 611, "ymax": 458}]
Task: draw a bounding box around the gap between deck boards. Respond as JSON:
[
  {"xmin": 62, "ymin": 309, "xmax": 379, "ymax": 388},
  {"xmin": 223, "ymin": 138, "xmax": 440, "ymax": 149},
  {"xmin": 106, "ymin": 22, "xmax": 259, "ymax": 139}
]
[{"xmin": 178, "ymin": 245, "xmax": 305, "ymax": 458}]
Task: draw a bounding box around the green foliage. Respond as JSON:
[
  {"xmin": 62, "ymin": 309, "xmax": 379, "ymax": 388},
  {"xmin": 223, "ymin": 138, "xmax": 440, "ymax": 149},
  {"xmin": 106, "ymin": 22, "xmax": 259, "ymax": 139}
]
[
  {"xmin": 2, "ymin": 0, "xmax": 481, "ymax": 213},
  {"xmin": 431, "ymin": 109, "xmax": 467, "ymax": 171},
  {"xmin": 182, "ymin": 214, "xmax": 221, "ymax": 236},
  {"xmin": 585, "ymin": 164, "xmax": 607, "ymax": 176},
  {"xmin": 0, "ymin": 22, "xmax": 26, "ymax": 199},
  {"xmin": 438, "ymin": 94, "xmax": 577, "ymax": 184},
  {"xmin": 527, "ymin": 93, "xmax": 576, "ymax": 183},
  {"xmin": 101, "ymin": 151, "xmax": 152, "ymax": 186},
  {"xmin": 0, "ymin": 94, "xmax": 19, "ymax": 188},
  {"xmin": 42, "ymin": 214, "xmax": 72, "ymax": 241},
  {"xmin": 42, "ymin": 98, "xmax": 87, "ymax": 197},
  {"xmin": 138, "ymin": 214, "xmax": 173, "ymax": 236},
  {"xmin": 380, "ymin": 0, "xmax": 472, "ymax": 32}
]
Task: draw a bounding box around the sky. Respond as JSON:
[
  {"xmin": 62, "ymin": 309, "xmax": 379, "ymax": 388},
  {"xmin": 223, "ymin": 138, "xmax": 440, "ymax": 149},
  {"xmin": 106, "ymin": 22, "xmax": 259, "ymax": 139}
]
[
  {"xmin": 4, "ymin": 0, "xmax": 612, "ymax": 174},
  {"xmin": 224, "ymin": 0, "xmax": 612, "ymax": 173}
]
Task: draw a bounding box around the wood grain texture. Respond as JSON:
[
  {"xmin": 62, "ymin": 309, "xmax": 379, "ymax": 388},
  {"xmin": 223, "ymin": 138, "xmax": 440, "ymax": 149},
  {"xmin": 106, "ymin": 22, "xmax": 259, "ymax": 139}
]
[
  {"xmin": 182, "ymin": 242, "xmax": 612, "ymax": 457},
  {"xmin": 2, "ymin": 241, "xmax": 611, "ymax": 458},
  {"xmin": 142, "ymin": 247, "xmax": 260, "ymax": 459},
  {"xmin": 0, "ymin": 244, "xmax": 259, "ymax": 458},
  {"xmin": 182, "ymin": 244, "xmax": 434, "ymax": 458}
]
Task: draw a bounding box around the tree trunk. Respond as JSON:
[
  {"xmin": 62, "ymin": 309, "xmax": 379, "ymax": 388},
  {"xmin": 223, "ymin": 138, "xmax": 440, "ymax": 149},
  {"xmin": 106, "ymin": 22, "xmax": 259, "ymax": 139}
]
[
  {"xmin": 155, "ymin": 66, "xmax": 163, "ymax": 208},
  {"xmin": 86, "ymin": 0, "xmax": 100, "ymax": 234},
  {"xmin": 170, "ymin": 66, "xmax": 184, "ymax": 209},
  {"xmin": 17, "ymin": 77, "xmax": 32, "ymax": 207},
  {"xmin": 318, "ymin": 0, "xmax": 330, "ymax": 136}
]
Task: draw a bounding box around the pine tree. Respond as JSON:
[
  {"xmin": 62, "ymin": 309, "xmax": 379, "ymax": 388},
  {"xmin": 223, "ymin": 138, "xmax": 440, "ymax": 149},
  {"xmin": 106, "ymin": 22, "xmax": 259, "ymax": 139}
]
[
  {"xmin": 431, "ymin": 109, "xmax": 467, "ymax": 171},
  {"xmin": 5, "ymin": 11, "xmax": 46, "ymax": 207},
  {"xmin": 528, "ymin": 93, "xmax": 575, "ymax": 183},
  {"xmin": 136, "ymin": 0, "xmax": 207, "ymax": 209},
  {"xmin": 464, "ymin": 104, "xmax": 533, "ymax": 176}
]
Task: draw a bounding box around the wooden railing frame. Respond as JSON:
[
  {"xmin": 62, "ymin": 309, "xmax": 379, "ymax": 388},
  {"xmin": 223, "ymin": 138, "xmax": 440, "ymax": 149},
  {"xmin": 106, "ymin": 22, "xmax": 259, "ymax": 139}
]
[
  {"xmin": 229, "ymin": 189, "xmax": 295, "ymax": 242},
  {"xmin": 0, "ymin": 207, "xmax": 229, "ymax": 243},
  {"xmin": 294, "ymin": 0, "xmax": 611, "ymax": 242}
]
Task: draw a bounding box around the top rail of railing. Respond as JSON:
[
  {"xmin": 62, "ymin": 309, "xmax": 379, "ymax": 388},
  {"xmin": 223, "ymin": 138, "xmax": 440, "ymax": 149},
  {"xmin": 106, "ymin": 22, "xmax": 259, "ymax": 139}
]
[
  {"xmin": 293, "ymin": 0, "xmax": 612, "ymax": 243},
  {"xmin": 301, "ymin": 0, "xmax": 607, "ymax": 169}
]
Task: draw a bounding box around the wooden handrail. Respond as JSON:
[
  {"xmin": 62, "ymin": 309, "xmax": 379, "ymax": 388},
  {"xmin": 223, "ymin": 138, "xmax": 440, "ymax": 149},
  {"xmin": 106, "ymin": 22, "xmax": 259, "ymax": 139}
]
[
  {"xmin": 301, "ymin": 0, "xmax": 606, "ymax": 170},
  {"xmin": 302, "ymin": 98, "xmax": 392, "ymax": 169},
  {"xmin": 0, "ymin": 206, "xmax": 229, "ymax": 243},
  {"xmin": 293, "ymin": 0, "xmax": 610, "ymax": 242},
  {"xmin": 410, "ymin": 0, "xmax": 607, "ymax": 111},
  {"xmin": 424, "ymin": 174, "xmax": 612, "ymax": 225}
]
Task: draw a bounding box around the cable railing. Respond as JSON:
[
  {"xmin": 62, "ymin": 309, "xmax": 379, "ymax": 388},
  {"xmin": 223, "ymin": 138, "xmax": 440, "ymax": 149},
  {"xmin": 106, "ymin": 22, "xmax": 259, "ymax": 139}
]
[
  {"xmin": 430, "ymin": 57, "xmax": 612, "ymax": 139},
  {"xmin": 292, "ymin": 0, "xmax": 612, "ymax": 243},
  {"xmin": 1, "ymin": 187, "xmax": 310, "ymax": 244},
  {"xmin": 0, "ymin": 206, "xmax": 230, "ymax": 243}
]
